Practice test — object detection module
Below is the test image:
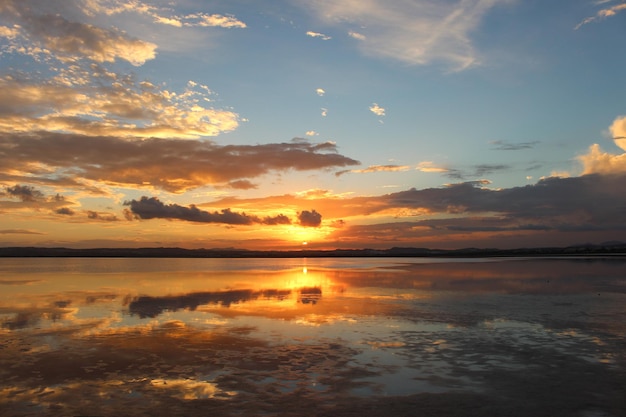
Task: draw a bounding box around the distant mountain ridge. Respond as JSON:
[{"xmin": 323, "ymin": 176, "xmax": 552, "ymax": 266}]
[{"xmin": 1, "ymin": 242, "xmax": 625, "ymax": 258}]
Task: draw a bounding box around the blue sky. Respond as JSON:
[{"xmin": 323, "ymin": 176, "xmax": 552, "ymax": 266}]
[{"xmin": 0, "ymin": 0, "xmax": 625, "ymax": 249}]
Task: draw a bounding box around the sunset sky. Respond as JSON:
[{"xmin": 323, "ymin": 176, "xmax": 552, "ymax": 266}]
[{"xmin": 0, "ymin": 0, "xmax": 625, "ymax": 250}]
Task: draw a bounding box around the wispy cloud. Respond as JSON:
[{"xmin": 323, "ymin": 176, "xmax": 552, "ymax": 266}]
[
  {"xmin": 304, "ymin": 0, "xmax": 511, "ymax": 71},
  {"xmin": 0, "ymin": 229, "xmax": 45, "ymax": 235},
  {"xmin": 307, "ymin": 31, "xmax": 332, "ymax": 40},
  {"xmin": 316, "ymin": 88, "xmax": 326, "ymax": 96},
  {"xmin": 490, "ymin": 140, "xmax": 540, "ymax": 151},
  {"xmin": 575, "ymin": 1, "xmax": 626, "ymax": 29},
  {"xmin": 336, "ymin": 164, "xmax": 410, "ymax": 176},
  {"xmin": 445, "ymin": 164, "xmax": 510, "ymax": 180},
  {"xmin": 348, "ymin": 31, "xmax": 366, "ymax": 41},
  {"xmin": 79, "ymin": 0, "xmax": 247, "ymax": 29},
  {"xmin": 416, "ymin": 161, "xmax": 449, "ymax": 173}
]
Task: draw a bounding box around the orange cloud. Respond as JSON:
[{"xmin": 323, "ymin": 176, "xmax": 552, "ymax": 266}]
[
  {"xmin": 578, "ymin": 144, "xmax": 626, "ymax": 175},
  {"xmin": 0, "ymin": 72, "xmax": 239, "ymax": 139},
  {"xmin": 336, "ymin": 164, "xmax": 410, "ymax": 176},
  {"xmin": 0, "ymin": 134, "xmax": 359, "ymax": 193},
  {"xmin": 2, "ymin": 0, "xmax": 157, "ymax": 66}
]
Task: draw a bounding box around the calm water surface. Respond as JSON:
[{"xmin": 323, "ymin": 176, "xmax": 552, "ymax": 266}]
[{"xmin": 1, "ymin": 257, "xmax": 625, "ymax": 416}]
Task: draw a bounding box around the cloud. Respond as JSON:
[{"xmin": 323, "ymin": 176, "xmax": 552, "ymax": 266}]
[
  {"xmin": 79, "ymin": 0, "xmax": 247, "ymax": 29},
  {"xmin": 445, "ymin": 164, "xmax": 510, "ymax": 180},
  {"xmin": 0, "ymin": 0, "xmax": 157, "ymax": 66},
  {"xmin": 203, "ymin": 171, "xmax": 626, "ymax": 247},
  {"xmin": 184, "ymin": 13, "xmax": 247, "ymax": 29},
  {"xmin": 4, "ymin": 185, "xmax": 44, "ymax": 202},
  {"xmin": 575, "ymin": 2, "xmax": 626, "ymax": 29},
  {"xmin": 306, "ymin": 130, "xmax": 319, "ymax": 136},
  {"xmin": 298, "ymin": 210, "xmax": 323, "ymax": 227},
  {"xmin": 490, "ymin": 140, "xmax": 540, "ymax": 151},
  {"xmin": 304, "ymin": 0, "xmax": 510, "ymax": 71},
  {"xmin": 577, "ymin": 116, "xmax": 626, "ymax": 175},
  {"xmin": 0, "ymin": 2, "xmax": 241, "ymax": 140},
  {"xmin": 348, "ymin": 31, "xmax": 366, "ymax": 41},
  {"xmin": 578, "ymin": 144, "xmax": 626, "ymax": 175},
  {"xmin": 317, "ymin": 173, "xmax": 626, "ymax": 248},
  {"xmin": 373, "ymin": 174, "xmax": 626, "ymax": 229},
  {"xmin": 129, "ymin": 289, "xmax": 292, "ymax": 318},
  {"xmin": 316, "ymin": 88, "xmax": 326, "ymax": 96},
  {"xmin": 369, "ymin": 103, "xmax": 386, "ymax": 117},
  {"xmin": 609, "ymin": 115, "xmax": 626, "ymax": 151},
  {"xmin": 125, "ymin": 197, "xmax": 292, "ymax": 226},
  {"xmin": 87, "ymin": 210, "xmax": 119, "ymax": 222},
  {"xmin": 0, "ymin": 24, "xmax": 19, "ymax": 39},
  {"xmin": 307, "ymin": 31, "xmax": 332, "ymax": 40},
  {"xmin": 0, "ymin": 229, "xmax": 44, "ymax": 235},
  {"xmin": 0, "ymin": 71, "xmax": 239, "ymax": 139},
  {"xmin": 0, "ymin": 134, "xmax": 359, "ymax": 193},
  {"xmin": 336, "ymin": 164, "xmax": 411, "ymax": 176},
  {"xmin": 55, "ymin": 207, "xmax": 75, "ymax": 216},
  {"xmin": 321, "ymin": 108, "xmax": 328, "ymax": 117},
  {"xmin": 416, "ymin": 161, "xmax": 449, "ymax": 173}
]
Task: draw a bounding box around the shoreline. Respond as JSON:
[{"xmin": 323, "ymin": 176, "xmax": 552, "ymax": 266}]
[{"xmin": 1, "ymin": 243, "xmax": 625, "ymax": 258}]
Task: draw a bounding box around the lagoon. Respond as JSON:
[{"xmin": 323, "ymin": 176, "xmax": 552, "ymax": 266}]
[{"xmin": 1, "ymin": 256, "xmax": 625, "ymax": 416}]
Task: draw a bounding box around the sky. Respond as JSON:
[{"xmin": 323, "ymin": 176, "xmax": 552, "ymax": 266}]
[{"xmin": 0, "ymin": 0, "xmax": 625, "ymax": 250}]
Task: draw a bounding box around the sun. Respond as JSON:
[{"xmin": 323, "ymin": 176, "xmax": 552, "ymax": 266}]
[{"xmin": 302, "ymin": 241, "xmax": 308, "ymax": 246}]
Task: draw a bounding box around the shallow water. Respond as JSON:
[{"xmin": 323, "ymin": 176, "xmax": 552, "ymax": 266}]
[{"xmin": 1, "ymin": 256, "xmax": 625, "ymax": 416}]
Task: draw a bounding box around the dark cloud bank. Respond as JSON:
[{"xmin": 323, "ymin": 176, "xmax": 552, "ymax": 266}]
[{"xmin": 126, "ymin": 197, "xmax": 322, "ymax": 227}]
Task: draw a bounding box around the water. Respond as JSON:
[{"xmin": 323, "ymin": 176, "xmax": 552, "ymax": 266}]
[{"xmin": 1, "ymin": 256, "xmax": 625, "ymax": 416}]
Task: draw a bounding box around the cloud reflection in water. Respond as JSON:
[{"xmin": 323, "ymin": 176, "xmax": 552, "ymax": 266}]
[{"xmin": 0, "ymin": 257, "xmax": 625, "ymax": 416}]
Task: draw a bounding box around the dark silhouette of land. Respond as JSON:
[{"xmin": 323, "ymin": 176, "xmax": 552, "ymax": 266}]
[{"xmin": 1, "ymin": 242, "xmax": 625, "ymax": 258}]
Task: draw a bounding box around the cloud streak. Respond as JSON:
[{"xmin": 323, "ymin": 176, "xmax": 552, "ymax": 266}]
[
  {"xmin": 575, "ymin": 2, "xmax": 626, "ymax": 29},
  {"xmin": 490, "ymin": 140, "xmax": 540, "ymax": 151},
  {"xmin": 0, "ymin": 134, "xmax": 359, "ymax": 193}
]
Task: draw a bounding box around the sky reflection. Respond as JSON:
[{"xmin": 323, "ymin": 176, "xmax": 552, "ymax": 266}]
[{"xmin": 1, "ymin": 257, "xmax": 625, "ymax": 416}]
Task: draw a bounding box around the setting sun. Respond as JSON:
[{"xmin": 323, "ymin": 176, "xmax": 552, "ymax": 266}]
[{"xmin": 1, "ymin": 0, "xmax": 625, "ymax": 251}]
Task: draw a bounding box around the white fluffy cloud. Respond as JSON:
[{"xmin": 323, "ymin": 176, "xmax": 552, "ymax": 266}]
[
  {"xmin": 578, "ymin": 116, "xmax": 626, "ymax": 175},
  {"xmin": 609, "ymin": 115, "xmax": 626, "ymax": 151}
]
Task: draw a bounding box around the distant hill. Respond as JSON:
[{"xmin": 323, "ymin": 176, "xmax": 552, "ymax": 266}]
[{"xmin": 1, "ymin": 242, "xmax": 625, "ymax": 258}]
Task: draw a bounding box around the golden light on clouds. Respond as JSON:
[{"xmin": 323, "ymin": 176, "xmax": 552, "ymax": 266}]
[{"xmin": 1, "ymin": 0, "xmax": 625, "ymax": 250}]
